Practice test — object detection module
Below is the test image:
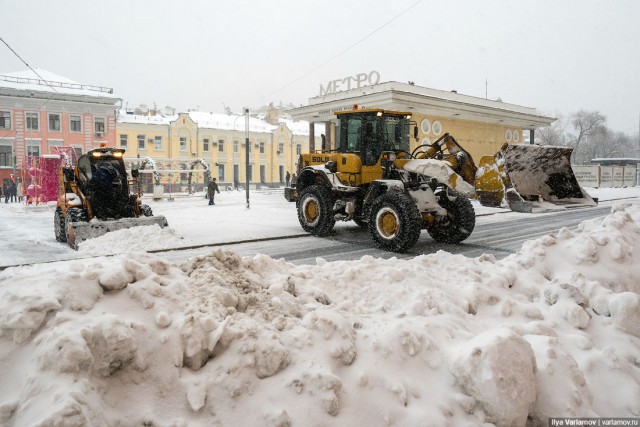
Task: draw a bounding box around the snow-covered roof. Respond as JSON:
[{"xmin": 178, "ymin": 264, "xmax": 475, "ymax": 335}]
[
  {"xmin": 116, "ymin": 110, "xmax": 320, "ymax": 137},
  {"xmin": 117, "ymin": 113, "xmax": 178, "ymax": 126},
  {"xmin": 188, "ymin": 112, "xmax": 277, "ymax": 134},
  {"xmin": 0, "ymin": 68, "xmax": 118, "ymax": 99},
  {"xmin": 278, "ymin": 118, "xmax": 325, "ymax": 137}
]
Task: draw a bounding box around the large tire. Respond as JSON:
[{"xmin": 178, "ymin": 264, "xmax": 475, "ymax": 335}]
[
  {"xmin": 426, "ymin": 191, "xmax": 475, "ymax": 243},
  {"xmin": 140, "ymin": 204, "xmax": 153, "ymax": 217},
  {"xmin": 297, "ymin": 185, "xmax": 335, "ymax": 236},
  {"xmin": 54, "ymin": 207, "xmax": 67, "ymax": 242},
  {"xmin": 368, "ymin": 192, "xmax": 421, "ymax": 252}
]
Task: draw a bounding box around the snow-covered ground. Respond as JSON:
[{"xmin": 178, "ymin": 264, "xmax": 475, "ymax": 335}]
[{"xmin": 1, "ymin": 187, "xmax": 640, "ymax": 426}]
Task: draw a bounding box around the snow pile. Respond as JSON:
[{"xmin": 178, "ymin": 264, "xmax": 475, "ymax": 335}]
[
  {"xmin": 1, "ymin": 203, "xmax": 640, "ymax": 426},
  {"xmin": 77, "ymin": 224, "xmax": 191, "ymax": 255}
]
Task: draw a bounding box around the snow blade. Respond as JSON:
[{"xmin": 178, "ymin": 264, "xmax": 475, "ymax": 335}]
[
  {"xmin": 66, "ymin": 216, "xmax": 169, "ymax": 250},
  {"xmin": 475, "ymin": 144, "xmax": 597, "ymax": 213}
]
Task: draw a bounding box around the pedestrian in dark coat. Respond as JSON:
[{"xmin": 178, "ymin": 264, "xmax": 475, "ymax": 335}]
[
  {"xmin": 207, "ymin": 178, "xmax": 220, "ymax": 205},
  {"xmin": 285, "ymin": 171, "xmax": 291, "ymax": 187},
  {"xmin": 9, "ymin": 180, "xmax": 17, "ymax": 203},
  {"xmin": 291, "ymin": 173, "xmax": 297, "ymax": 187},
  {"xmin": 3, "ymin": 182, "xmax": 8, "ymax": 203}
]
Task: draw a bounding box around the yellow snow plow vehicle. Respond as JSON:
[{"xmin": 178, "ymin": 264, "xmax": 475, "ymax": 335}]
[
  {"xmin": 54, "ymin": 146, "xmax": 168, "ymax": 249},
  {"xmin": 284, "ymin": 108, "xmax": 478, "ymax": 252},
  {"xmin": 474, "ymin": 143, "xmax": 597, "ymax": 213}
]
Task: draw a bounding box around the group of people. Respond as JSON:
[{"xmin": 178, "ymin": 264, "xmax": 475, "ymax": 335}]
[
  {"xmin": 2, "ymin": 179, "xmax": 20, "ymax": 203},
  {"xmin": 285, "ymin": 171, "xmax": 297, "ymax": 188}
]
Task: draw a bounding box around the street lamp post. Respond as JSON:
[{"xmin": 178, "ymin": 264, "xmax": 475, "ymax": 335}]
[{"xmin": 245, "ymin": 108, "xmax": 250, "ymax": 208}]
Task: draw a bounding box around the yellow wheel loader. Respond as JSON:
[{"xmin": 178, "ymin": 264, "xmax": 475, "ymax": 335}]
[
  {"xmin": 284, "ymin": 108, "xmax": 477, "ymax": 252},
  {"xmin": 54, "ymin": 146, "xmax": 168, "ymax": 249},
  {"xmin": 475, "ymin": 143, "xmax": 597, "ymax": 213}
]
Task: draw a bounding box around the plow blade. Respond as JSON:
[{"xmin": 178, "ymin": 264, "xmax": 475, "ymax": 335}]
[
  {"xmin": 67, "ymin": 216, "xmax": 169, "ymax": 250},
  {"xmin": 475, "ymin": 144, "xmax": 597, "ymax": 213}
]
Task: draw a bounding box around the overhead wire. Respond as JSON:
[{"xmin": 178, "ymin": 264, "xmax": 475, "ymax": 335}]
[{"xmin": 262, "ymin": 0, "xmax": 423, "ymax": 101}]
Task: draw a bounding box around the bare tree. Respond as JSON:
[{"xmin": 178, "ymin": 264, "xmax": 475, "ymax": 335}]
[
  {"xmin": 537, "ymin": 113, "xmax": 569, "ymax": 146},
  {"xmin": 569, "ymin": 110, "xmax": 606, "ymax": 163}
]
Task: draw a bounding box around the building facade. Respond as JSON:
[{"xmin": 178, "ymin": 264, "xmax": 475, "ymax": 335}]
[
  {"xmin": 0, "ymin": 69, "xmax": 120, "ymax": 187},
  {"xmin": 116, "ymin": 111, "xmax": 322, "ymax": 192},
  {"xmin": 289, "ymin": 81, "xmax": 556, "ymax": 164}
]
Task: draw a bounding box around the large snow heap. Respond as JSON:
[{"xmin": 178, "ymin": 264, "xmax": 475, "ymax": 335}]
[{"xmin": 1, "ymin": 203, "xmax": 639, "ymax": 426}]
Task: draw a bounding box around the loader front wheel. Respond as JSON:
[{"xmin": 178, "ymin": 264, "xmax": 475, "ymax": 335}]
[
  {"xmin": 427, "ymin": 191, "xmax": 475, "ymax": 244},
  {"xmin": 297, "ymin": 185, "xmax": 335, "ymax": 236},
  {"xmin": 54, "ymin": 207, "xmax": 67, "ymax": 242},
  {"xmin": 368, "ymin": 192, "xmax": 421, "ymax": 252}
]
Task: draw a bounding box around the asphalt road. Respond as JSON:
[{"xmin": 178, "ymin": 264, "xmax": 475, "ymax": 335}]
[{"xmin": 158, "ymin": 203, "xmax": 616, "ymax": 265}]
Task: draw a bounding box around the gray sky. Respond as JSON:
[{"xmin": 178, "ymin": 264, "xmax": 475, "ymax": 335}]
[{"xmin": 1, "ymin": 0, "xmax": 639, "ymax": 133}]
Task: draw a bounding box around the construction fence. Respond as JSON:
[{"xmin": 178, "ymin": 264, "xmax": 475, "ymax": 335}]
[{"xmin": 573, "ymin": 165, "xmax": 639, "ymax": 188}]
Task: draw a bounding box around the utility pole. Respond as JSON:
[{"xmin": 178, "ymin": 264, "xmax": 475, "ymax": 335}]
[{"xmin": 245, "ymin": 107, "xmax": 250, "ymax": 209}]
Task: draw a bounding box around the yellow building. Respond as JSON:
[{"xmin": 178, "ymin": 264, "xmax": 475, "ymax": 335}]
[
  {"xmin": 289, "ymin": 81, "xmax": 555, "ymax": 163},
  {"xmin": 116, "ymin": 111, "xmax": 322, "ymax": 192}
]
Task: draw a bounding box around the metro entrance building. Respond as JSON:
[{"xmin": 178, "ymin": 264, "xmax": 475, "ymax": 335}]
[{"xmin": 289, "ymin": 81, "xmax": 555, "ymax": 164}]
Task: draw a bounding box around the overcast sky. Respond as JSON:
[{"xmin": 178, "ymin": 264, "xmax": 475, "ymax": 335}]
[{"xmin": 1, "ymin": 0, "xmax": 639, "ymax": 133}]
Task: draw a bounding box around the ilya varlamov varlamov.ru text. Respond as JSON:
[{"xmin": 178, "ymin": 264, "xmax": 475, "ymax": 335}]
[{"xmin": 549, "ymin": 419, "xmax": 640, "ymax": 426}]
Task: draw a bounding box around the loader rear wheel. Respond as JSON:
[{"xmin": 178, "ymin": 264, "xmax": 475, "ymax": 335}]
[
  {"xmin": 297, "ymin": 185, "xmax": 335, "ymax": 236},
  {"xmin": 54, "ymin": 207, "xmax": 67, "ymax": 242},
  {"xmin": 368, "ymin": 192, "xmax": 421, "ymax": 252},
  {"xmin": 140, "ymin": 204, "xmax": 153, "ymax": 217},
  {"xmin": 427, "ymin": 191, "xmax": 475, "ymax": 244}
]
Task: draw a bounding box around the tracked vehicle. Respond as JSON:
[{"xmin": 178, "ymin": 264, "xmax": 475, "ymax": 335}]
[
  {"xmin": 285, "ymin": 108, "xmax": 477, "ymax": 252},
  {"xmin": 54, "ymin": 146, "xmax": 168, "ymax": 249}
]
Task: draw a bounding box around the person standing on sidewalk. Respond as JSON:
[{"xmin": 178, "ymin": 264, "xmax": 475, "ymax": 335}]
[{"xmin": 207, "ymin": 177, "xmax": 220, "ymax": 205}]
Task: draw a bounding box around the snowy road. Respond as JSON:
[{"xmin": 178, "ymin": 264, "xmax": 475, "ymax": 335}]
[
  {"xmin": 157, "ymin": 203, "xmax": 616, "ymax": 265},
  {"xmin": 1, "ymin": 187, "xmax": 638, "ymax": 268}
]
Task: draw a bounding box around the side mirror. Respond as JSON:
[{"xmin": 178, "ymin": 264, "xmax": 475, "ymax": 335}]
[
  {"xmin": 131, "ymin": 169, "xmax": 139, "ymax": 178},
  {"xmin": 413, "ymin": 126, "xmax": 419, "ymax": 141}
]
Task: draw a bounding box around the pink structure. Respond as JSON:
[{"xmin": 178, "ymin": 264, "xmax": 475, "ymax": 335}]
[{"xmin": 20, "ymin": 146, "xmax": 77, "ymax": 204}]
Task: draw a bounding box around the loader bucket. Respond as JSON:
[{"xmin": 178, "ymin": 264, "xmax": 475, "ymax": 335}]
[
  {"xmin": 475, "ymin": 144, "xmax": 597, "ymax": 213},
  {"xmin": 67, "ymin": 216, "xmax": 169, "ymax": 250}
]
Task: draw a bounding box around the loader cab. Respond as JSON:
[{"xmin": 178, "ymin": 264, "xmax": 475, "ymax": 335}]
[
  {"xmin": 336, "ymin": 109, "xmax": 412, "ymax": 166},
  {"xmin": 76, "ymin": 148, "xmax": 129, "ymax": 200}
]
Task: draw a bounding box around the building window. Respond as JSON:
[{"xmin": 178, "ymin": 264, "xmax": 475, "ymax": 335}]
[
  {"xmin": 120, "ymin": 134, "xmax": 128, "ymax": 148},
  {"xmin": 180, "ymin": 137, "xmax": 187, "ymax": 151},
  {"xmin": 233, "ymin": 141, "xmax": 238, "ymax": 153},
  {"xmin": 259, "ymin": 142, "xmax": 265, "ymax": 154},
  {"xmin": 247, "ymin": 165, "xmax": 253, "ymax": 181},
  {"xmin": 218, "ymin": 164, "xmax": 225, "ymax": 181},
  {"xmin": 73, "ymin": 146, "xmax": 83, "ymax": 158},
  {"xmin": 420, "ymin": 119, "xmax": 431, "ymax": 134},
  {"xmin": 94, "ymin": 117, "xmax": 105, "ymax": 134},
  {"xmin": 154, "ymin": 136, "xmax": 163, "ymax": 151},
  {"xmin": 70, "ymin": 115, "xmax": 82, "ymax": 132},
  {"xmin": 0, "ymin": 145, "xmax": 13, "ymax": 166},
  {"xmin": 0, "ymin": 111, "xmax": 11, "ymax": 130},
  {"xmin": 48, "ymin": 113, "xmax": 61, "ymax": 132},
  {"xmin": 203, "ymin": 138, "xmax": 209, "ymax": 152},
  {"xmin": 260, "ymin": 165, "xmax": 266, "ymax": 183},
  {"xmin": 432, "ymin": 121, "xmax": 442, "ymax": 136},
  {"xmin": 47, "ymin": 139, "xmax": 63, "ymax": 154},
  {"xmin": 26, "ymin": 112, "xmax": 39, "ymax": 131},
  {"xmin": 26, "ymin": 143, "xmax": 40, "ymax": 157},
  {"xmin": 218, "ymin": 139, "xmax": 224, "ymax": 152},
  {"xmin": 296, "ymin": 144, "xmax": 301, "ymax": 155},
  {"xmin": 137, "ymin": 135, "xmax": 145, "ymax": 149},
  {"xmin": 278, "ymin": 143, "xmax": 284, "ymax": 154}
]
